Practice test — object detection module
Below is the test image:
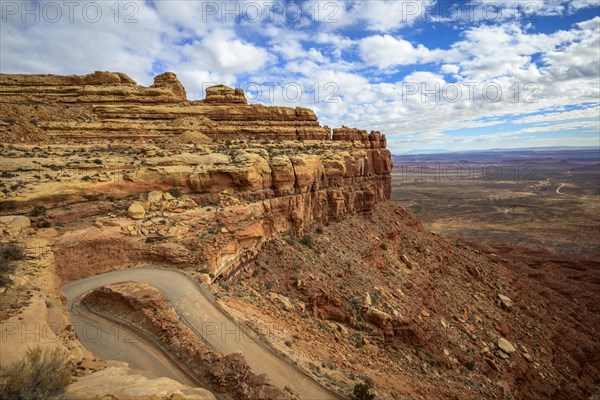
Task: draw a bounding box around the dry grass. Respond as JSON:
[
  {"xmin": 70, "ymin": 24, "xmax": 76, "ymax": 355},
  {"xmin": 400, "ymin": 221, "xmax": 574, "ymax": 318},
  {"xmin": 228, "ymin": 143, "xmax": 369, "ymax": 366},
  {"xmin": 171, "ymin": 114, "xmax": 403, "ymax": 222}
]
[{"xmin": 0, "ymin": 346, "xmax": 71, "ymax": 400}]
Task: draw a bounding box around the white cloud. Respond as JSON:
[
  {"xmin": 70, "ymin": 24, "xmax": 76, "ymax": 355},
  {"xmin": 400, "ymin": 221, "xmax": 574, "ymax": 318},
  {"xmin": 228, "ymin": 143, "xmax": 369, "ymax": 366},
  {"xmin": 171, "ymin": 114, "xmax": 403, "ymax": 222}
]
[
  {"xmin": 441, "ymin": 64, "xmax": 460, "ymax": 75},
  {"xmin": 0, "ymin": 1, "xmax": 165, "ymax": 84},
  {"xmin": 358, "ymin": 35, "xmax": 445, "ymax": 67},
  {"xmin": 199, "ymin": 31, "xmax": 268, "ymax": 73},
  {"xmin": 513, "ymin": 105, "xmax": 600, "ymax": 124}
]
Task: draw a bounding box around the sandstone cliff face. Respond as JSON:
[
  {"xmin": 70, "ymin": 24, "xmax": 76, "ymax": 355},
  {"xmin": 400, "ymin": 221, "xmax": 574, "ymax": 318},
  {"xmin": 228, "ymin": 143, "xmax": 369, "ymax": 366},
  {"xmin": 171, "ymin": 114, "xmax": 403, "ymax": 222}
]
[
  {"xmin": 0, "ymin": 71, "xmax": 386, "ymax": 143},
  {"xmin": 0, "ymin": 72, "xmax": 185, "ymax": 104},
  {"xmin": 0, "ymin": 71, "xmax": 391, "ymax": 280}
]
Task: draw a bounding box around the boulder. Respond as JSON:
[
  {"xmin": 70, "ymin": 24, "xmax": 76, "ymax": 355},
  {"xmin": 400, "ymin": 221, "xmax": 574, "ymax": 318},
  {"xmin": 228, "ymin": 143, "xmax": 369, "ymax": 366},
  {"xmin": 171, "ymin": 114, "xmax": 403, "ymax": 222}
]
[
  {"xmin": 0, "ymin": 215, "xmax": 31, "ymax": 236},
  {"xmin": 147, "ymin": 191, "xmax": 163, "ymax": 203},
  {"xmin": 163, "ymin": 192, "xmax": 175, "ymax": 201},
  {"xmin": 497, "ymin": 294, "xmax": 513, "ymax": 309},
  {"xmin": 364, "ymin": 307, "xmax": 392, "ymax": 329},
  {"xmin": 127, "ymin": 202, "xmax": 145, "ymax": 219},
  {"xmin": 269, "ymin": 293, "xmax": 295, "ymax": 312},
  {"xmin": 497, "ymin": 338, "xmax": 516, "ymax": 354},
  {"xmin": 363, "ymin": 292, "xmax": 372, "ymax": 307}
]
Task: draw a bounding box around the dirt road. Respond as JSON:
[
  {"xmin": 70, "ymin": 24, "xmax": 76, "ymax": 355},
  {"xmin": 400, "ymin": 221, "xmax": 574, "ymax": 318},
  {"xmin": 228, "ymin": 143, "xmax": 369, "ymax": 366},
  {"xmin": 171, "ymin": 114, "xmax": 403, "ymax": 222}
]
[
  {"xmin": 70, "ymin": 304, "xmax": 200, "ymax": 387},
  {"xmin": 63, "ymin": 266, "xmax": 340, "ymax": 400}
]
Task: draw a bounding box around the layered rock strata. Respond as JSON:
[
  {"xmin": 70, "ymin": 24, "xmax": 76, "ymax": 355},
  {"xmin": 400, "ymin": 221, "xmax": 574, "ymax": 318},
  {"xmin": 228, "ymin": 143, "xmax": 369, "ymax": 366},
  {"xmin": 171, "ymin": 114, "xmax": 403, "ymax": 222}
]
[
  {"xmin": 0, "ymin": 72, "xmax": 391, "ymax": 142},
  {"xmin": 0, "ymin": 71, "xmax": 392, "ymax": 280}
]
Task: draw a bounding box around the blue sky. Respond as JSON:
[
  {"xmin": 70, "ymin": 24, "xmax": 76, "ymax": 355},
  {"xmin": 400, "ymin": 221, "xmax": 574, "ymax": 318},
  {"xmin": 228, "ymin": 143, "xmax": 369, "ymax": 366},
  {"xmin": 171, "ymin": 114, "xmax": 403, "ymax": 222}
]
[{"xmin": 1, "ymin": 0, "xmax": 599, "ymax": 153}]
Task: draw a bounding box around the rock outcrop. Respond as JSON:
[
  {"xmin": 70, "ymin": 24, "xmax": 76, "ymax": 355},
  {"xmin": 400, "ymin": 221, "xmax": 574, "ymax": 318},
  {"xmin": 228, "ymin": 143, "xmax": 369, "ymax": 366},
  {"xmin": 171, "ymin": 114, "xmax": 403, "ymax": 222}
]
[
  {"xmin": 203, "ymin": 84, "xmax": 247, "ymax": 104},
  {"xmin": 333, "ymin": 126, "xmax": 387, "ymax": 149},
  {"xmin": 0, "ymin": 71, "xmax": 384, "ymax": 143},
  {"xmin": 68, "ymin": 362, "xmax": 216, "ymax": 400},
  {"xmin": 0, "ymin": 71, "xmax": 391, "ymax": 280},
  {"xmin": 0, "ymin": 72, "xmax": 185, "ymax": 105}
]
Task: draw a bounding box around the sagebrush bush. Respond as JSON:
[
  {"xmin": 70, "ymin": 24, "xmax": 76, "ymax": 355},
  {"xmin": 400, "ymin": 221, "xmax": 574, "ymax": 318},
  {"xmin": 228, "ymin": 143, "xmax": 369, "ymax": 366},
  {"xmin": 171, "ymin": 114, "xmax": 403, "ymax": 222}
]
[
  {"xmin": 168, "ymin": 188, "xmax": 181, "ymax": 198},
  {"xmin": 0, "ymin": 242, "xmax": 24, "ymax": 288},
  {"xmin": 29, "ymin": 205, "xmax": 47, "ymax": 217},
  {"xmin": 353, "ymin": 382, "xmax": 376, "ymax": 400},
  {"xmin": 0, "ymin": 242, "xmax": 23, "ymax": 262},
  {"xmin": 300, "ymin": 234, "xmax": 314, "ymax": 248},
  {"xmin": 0, "ymin": 346, "xmax": 71, "ymax": 400}
]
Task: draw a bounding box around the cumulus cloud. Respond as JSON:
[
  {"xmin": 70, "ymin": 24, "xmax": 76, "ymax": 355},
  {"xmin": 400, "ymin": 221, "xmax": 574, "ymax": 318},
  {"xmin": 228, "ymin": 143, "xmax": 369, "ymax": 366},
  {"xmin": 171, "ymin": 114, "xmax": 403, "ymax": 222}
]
[
  {"xmin": 358, "ymin": 35, "xmax": 446, "ymax": 67},
  {"xmin": 0, "ymin": 1, "xmax": 165, "ymax": 84}
]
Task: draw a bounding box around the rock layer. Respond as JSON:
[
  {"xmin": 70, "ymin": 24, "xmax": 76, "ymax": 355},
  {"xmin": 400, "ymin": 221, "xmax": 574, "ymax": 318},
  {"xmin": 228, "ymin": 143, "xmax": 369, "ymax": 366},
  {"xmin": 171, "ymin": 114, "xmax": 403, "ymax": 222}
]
[
  {"xmin": 0, "ymin": 71, "xmax": 391, "ymax": 280},
  {"xmin": 0, "ymin": 71, "xmax": 364, "ymax": 142}
]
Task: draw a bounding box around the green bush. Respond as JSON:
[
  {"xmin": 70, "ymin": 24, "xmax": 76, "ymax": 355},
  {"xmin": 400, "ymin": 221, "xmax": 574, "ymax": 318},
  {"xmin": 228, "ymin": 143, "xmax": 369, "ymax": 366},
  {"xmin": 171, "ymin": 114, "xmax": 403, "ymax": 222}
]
[
  {"xmin": 0, "ymin": 346, "xmax": 71, "ymax": 400},
  {"xmin": 30, "ymin": 205, "xmax": 47, "ymax": 217},
  {"xmin": 1, "ymin": 243, "xmax": 24, "ymax": 262},
  {"xmin": 0, "ymin": 242, "xmax": 24, "ymax": 287},
  {"xmin": 300, "ymin": 234, "xmax": 313, "ymax": 248},
  {"xmin": 168, "ymin": 188, "xmax": 181, "ymax": 198},
  {"xmin": 353, "ymin": 382, "xmax": 375, "ymax": 400}
]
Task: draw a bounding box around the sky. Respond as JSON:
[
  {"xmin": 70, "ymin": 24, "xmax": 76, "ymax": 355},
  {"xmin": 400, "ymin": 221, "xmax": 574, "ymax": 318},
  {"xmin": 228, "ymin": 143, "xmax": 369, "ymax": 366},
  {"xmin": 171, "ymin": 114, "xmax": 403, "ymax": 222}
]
[{"xmin": 1, "ymin": 0, "xmax": 599, "ymax": 153}]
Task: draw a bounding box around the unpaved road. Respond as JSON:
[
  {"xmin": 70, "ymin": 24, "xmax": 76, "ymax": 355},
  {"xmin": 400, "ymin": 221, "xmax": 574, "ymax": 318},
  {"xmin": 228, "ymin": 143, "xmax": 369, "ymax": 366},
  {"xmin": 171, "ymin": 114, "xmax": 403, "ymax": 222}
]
[
  {"xmin": 63, "ymin": 267, "xmax": 339, "ymax": 400},
  {"xmin": 556, "ymin": 183, "xmax": 565, "ymax": 194},
  {"xmin": 70, "ymin": 305, "xmax": 200, "ymax": 387}
]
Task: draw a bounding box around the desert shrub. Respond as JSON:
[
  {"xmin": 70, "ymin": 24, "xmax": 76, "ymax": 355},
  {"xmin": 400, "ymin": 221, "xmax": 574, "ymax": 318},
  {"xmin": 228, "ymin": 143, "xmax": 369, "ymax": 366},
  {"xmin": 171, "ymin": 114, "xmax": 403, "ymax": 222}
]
[
  {"xmin": 29, "ymin": 118, "xmax": 38, "ymax": 126},
  {"xmin": 92, "ymin": 158, "xmax": 102, "ymax": 165},
  {"xmin": 316, "ymin": 226, "xmax": 324, "ymax": 234},
  {"xmin": 370, "ymin": 291, "xmax": 380, "ymax": 305},
  {"xmin": 0, "ymin": 346, "xmax": 70, "ymax": 400},
  {"xmin": 168, "ymin": 188, "xmax": 181, "ymax": 198},
  {"xmin": 465, "ymin": 360, "xmax": 475, "ymax": 371},
  {"xmin": 40, "ymin": 221, "xmax": 52, "ymax": 228},
  {"xmin": 353, "ymin": 381, "xmax": 376, "ymax": 400},
  {"xmin": 1, "ymin": 242, "xmax": 24, "ymax": 263},
  {"xmin": 380, "ymin": 243, "xmax": 388, "ymax": 250},
  {"xmin": 0, "ymin": 242, "xmax": 23, "ymax": 287},
  {"xmin": 144, "ymin": 236, "xmax": 165, "ymax": 244},
  {"xmin": 0, "ymin": 171, "xmax": 16, "ymax": 178},
  {"xmin": 300, "ymin": 234, "xmax": 314, "ymax": 248},
  {"xmin": 30, "ymin": 205, "xmax": 47, "ymax": 217}
]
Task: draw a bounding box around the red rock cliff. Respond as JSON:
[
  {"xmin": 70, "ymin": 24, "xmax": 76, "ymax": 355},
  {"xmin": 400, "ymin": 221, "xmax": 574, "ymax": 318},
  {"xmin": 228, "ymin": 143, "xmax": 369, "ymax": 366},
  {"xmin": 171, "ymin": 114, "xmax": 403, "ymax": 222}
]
[{"xmin": 0, "ymin": 71, "xmax": 392, "ymax": 279}]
